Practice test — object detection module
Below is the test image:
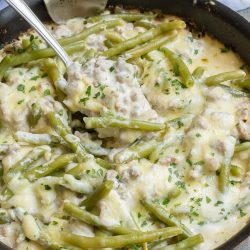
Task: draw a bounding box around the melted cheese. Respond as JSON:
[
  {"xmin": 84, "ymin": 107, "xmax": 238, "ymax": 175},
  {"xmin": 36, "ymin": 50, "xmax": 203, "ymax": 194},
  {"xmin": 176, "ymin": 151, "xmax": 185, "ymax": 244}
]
[{"xmin": 0, "ymin": 9, "xmax": 249, "ymax": 250}]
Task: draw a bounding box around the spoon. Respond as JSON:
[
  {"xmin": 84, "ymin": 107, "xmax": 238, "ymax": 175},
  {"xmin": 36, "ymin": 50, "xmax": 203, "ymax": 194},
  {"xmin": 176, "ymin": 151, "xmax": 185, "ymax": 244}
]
[
  {"xmin": 44, "ymin": 0, "xmax": 108, "ymax": 24},
  {"xmin": 5, "ymin": 0, "xmax": 72, "ymax": 67}
]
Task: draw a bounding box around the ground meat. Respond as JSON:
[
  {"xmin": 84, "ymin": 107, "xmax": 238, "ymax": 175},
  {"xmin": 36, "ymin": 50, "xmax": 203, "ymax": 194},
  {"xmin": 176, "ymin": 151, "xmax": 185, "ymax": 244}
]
[
  {"xmin": 158, "ymin": 156, "xmax": 177, "ymax": 165},
  {"xmin": 204, "ymin": 156, "xmax": 221, "ymax": 172},
  {"xmin": 188, "ymin": 165, "xmax": 203, "ymax": 180},
  {"xmin": 211, "ymin": 140, "xmax": 226, "ymax": 154},
  {"xmin": 120, "ymin": 162, "xmax": 142, "ymax": 181},
  {"xmin": 192, "ymin": 115, "xmax": 209, "ymax": 129},
  {"xmin": 105, "ymin": 170, "xmax": 119, "ymax": 188},
  {"xmin": 237, "ymin": 102, "xmax": 250, "ymax": 141}
]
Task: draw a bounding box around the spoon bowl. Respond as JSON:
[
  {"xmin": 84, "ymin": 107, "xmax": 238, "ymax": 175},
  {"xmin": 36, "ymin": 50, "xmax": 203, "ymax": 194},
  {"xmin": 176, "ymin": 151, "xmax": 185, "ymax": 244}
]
[{"xmin": 44, "ymin": 0, "xmax": 108, "ymax": 24}]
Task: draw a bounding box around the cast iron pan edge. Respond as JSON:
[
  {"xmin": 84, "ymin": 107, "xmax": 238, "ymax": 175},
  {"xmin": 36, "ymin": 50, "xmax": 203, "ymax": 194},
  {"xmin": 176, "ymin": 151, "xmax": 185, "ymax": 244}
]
[{"xmin": 0, "ymin": 0, "xmax": 249, "ymax": 249}]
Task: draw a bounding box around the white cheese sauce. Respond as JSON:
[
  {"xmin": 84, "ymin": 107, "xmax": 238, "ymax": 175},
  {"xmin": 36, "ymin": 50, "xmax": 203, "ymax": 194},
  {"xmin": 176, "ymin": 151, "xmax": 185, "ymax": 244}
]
[{"xmin": 0, "ymin": 9, "xmax": 249, "ymax": 250}]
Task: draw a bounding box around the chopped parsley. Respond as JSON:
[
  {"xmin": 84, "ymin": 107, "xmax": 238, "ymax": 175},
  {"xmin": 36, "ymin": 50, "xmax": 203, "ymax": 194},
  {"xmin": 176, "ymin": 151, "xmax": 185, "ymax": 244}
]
[
  {"xmin": 17, "ymin": 99, "xmax": 24, "ymax": 104},
  {"xmin": 188, "ymin": 36, "xmax": 194, "ymax": 42},
  {"xmin": 239, "ymin": 208, "xmax": 246, "ymax": 217},
  {"xmin": 109, "ymin": 66, "xmax": 115, "ymax": 72},
  {"xmin": 220, "ymin": 47, "xmax": 230, "ymax": 53},
  {"xmin": 196, "ymin": 133, "xmax": 202, "ymax": 137},
  {"xmin": 44, "ymin": 184, "xmax": 51, "ymax": 190},
  {"xmin": 162, "ymin": 197, "xmax": 170, "ymax": 206},
  {"xmin": 79, "ymin": 97, "xmax": 89, "ymax": 105},
  {"xmin": 85, "ymin": 86, "xmax": 92, "ymax": 97},
  {"xmin": 17, "ymin": 84, "xmax": 25, "ymax": 93},
  {"xmin": 187, "ymin": 58, "xmax": 192, "ymax": 64},
  {"xmin": 131, "ymin": 244, "xmax": 140, "ymax": 250},
  {"xmin": 30, "ymin": 75, "xmax": 40, "ymax": 81},
  {"xmin": 198, "ymin": 221, "xmax": 205, "ymax": 226},
  {"xmin": 154, "ymin": 82, "xmax": 160, "ymax": 87},
  {"xmin": 58, "ymin": 109, "xmax": 64, "ymax": 116},
  {"xmin": 29, "ymin": 86, "xmax": 36, "ymax": 92},
  {"xmin": 186, "ymin": 159, "xmax": 192, "ymax": 167},
  {"xmin": 194, "ymin": 160, "xmax": 204, "ymax": 165},
  {"xmin": 214, "ymin": 201, "xmax": 224, "ymax": 207},
  {"xmin": 175, "ymin": 181, "xmax": 185, "ymax": 190},
  {"xmin": 43, "ymin": 89, "xmax": 51, "ymax": 96},
  {"xmin": 94, "ymin": 92, "xmax": 101, "ymax": 98},
  {"xmin": 141, "ymin": 220, "xmax": 148, "ymax": 227}
]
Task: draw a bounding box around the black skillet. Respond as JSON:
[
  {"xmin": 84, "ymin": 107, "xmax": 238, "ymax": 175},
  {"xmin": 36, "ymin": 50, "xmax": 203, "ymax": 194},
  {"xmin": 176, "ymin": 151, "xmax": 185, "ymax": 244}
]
[{"xmin": 0, "ymin": 0, "xmax": 249, "ymax": 249}]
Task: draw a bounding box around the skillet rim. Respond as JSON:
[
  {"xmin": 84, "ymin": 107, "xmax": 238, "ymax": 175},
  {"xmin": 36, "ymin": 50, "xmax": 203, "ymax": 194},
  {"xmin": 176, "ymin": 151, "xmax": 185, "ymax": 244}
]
[{"xmin": 0, "ymin": 0, "xmax": 249, "ymax": 249}]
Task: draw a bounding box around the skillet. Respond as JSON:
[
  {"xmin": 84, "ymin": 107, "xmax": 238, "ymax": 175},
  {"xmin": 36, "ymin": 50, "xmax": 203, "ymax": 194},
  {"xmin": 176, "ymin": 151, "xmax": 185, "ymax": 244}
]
[{"xmin": 0, "ymin": 0, "xmax": 249, "ymax": 249}]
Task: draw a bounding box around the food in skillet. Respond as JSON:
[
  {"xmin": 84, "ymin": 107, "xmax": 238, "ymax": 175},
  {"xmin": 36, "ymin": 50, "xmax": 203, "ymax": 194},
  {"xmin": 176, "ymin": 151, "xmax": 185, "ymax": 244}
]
[{"xmin": 0, "ymin": 7, "xmax": 249, "ymax": 250}]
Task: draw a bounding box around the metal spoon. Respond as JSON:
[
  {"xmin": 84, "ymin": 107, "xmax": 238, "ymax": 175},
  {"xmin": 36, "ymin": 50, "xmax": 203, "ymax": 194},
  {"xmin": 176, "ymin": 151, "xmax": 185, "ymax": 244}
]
[
  {"xmin": 44, "ymin": 0, "xmax": 108, "ymax": 24},
  {"xmin": 5, "ymin": 0, "xmax": 72, "ymax": 67}
]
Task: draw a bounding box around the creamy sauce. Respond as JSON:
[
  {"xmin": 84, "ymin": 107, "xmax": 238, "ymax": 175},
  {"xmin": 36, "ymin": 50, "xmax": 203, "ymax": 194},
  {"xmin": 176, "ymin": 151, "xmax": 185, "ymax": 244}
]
[{"xmin": 0, "ymin": 8, "xmax": 249, "ymax": 250}]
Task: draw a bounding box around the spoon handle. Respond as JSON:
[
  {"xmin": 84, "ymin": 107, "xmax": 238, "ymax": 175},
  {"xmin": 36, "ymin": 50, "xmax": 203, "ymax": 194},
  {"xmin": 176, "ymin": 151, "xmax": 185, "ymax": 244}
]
[{"xmin": 5, "ymin": 0, "xmax": 72, "ymax": 67}]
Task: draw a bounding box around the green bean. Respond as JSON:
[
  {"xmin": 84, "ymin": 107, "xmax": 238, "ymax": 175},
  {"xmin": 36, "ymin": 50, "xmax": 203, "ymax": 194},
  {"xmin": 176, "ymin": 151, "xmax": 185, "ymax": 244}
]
[
  {"xmin": 219, "ymin": 164, "xmax": 229, "ymax": 193},
  {"xmin": 104, "ymin": 32, "xmax": 124, "ymax": 44},
  {"xmin": 88, "ymin": 13, "xmax": 155, "ymax": 23},
  {"xmin": 158, "ymin": 234, "xmax": 204, "ymax": 250},
  {"xmin": 230, "ymin": 165, "xmax": 243, "ymax": 177},
  {"xmin": 192, "ymin": 66, "xmax": 205, "ymax": 79},
  {"xmin": 66, "ymin": 163, "xmax": 87, "ymax": 178},
  {"xmin": 103, "ymin": 20, "xmax": 186, "ymax": 58},
  {"xmin": 219, "ymin": 84, "xmax": 250, "ymax": 98},
  {"xmin": 0, "ymin": 42, "xmax": 86, "ymax": 81},
  {"xmin": 204, "ymin": 70, "xmax": 246, "ymax": 86},
  {"xmin": 160, "ymin": 47, "xmax": 194, "ymax": 88},
  {"xmin": 95, "ymin": 158, "xmax": 112, "ymax": 169},
  {"xmin": 235, "ymin": 142, "xmax": 250, "ymax": 153},
  {"xmin": 59, "ymin": 19, "xmax": 123, "ymax": 46},
  {"xmin": 0, "ymin": 188, "xmax": 13, "ymax": 202},
  {"xmin": 218, "ymin": 148, "xmax": 234, "ymax": 193},
  {"xmin": 47, "ymin": 112, "xmax": 91, "ymax": 162},
  {"xmin": 149, "ymin": 136, "xmax": 178, "ymax": 163},
  {"xmin": 28, "ymin": 103, "xmax": 43, "ymax": 127},
  {"xmin": 62, "ymin": 227, "xmax": 182, "ymax": 248},
  {"xmin": 24, "ymin": 153, "xmax": 76, "ymax": 181},
  {"xmin": 114, "ymin": 139, "xmax": 159, "ymax": 164},
  {"xmin": 42, "ymin": 59, "xmax": 67, "ymax": 95},
  {"xmin": 80, "ymin": 180, "xmax": 113, "ymax": 210},
  {"xmin": 21, "ymin": 38, "xmax": 30, "ymax": 50},
  {"xmin": 63, "ymin": 202, "xmax": 137, "ymax": 235},
  {"xmin": 125, "ymin": 32, "xmax": 177, "ymax": 60},
  {"xmin": 168, "ymin": 189, "xmax": 182, "ymax": 199},
  {"xmin": 83, "ymin": 117, "xmax": 166, "ymax": 131},
  {"xmin": 22, "ymin": 216, "xmax": 73, "ymax": 250},
  {"xmin": 232, "ymin": 79, "xmax": 250, "ymax": 88},
  {"xmin": 104, "ymin": 39, "xmax": 115, "ymax": 48},
  {"xmin": 167, "ymin": 114, "xmax": 195, "ymax": 130},
  {"xmin": 142, "ymin": 200, "xmax": 192, "ymax": 238},
  {"xmin": 37, "ymin": 236, "xmax": 65, "ymax": 250},
  {"xmin": 0, "ymin": 210, "xmax": 11, "ymax": 224},
  {"xmin": 23, "ymin": 36, "xmax": 40, "ymax": 52},
  {"xmin": 14, "ymin": 131, "xmax": 61, "ymax": 145},
  {"xmin": 134, "ymin": 21, "xmax": 156, "ymax": 29},
  {"xmin": 5, "ymin": 146, "xmax": 46, "ymax": 183}
]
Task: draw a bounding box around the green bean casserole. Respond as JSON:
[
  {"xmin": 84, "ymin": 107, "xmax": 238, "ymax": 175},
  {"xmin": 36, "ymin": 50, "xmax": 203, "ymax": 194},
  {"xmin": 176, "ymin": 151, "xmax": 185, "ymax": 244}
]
[{"xmin": 0, "ymin": 7, "xmax": 249, "ymax": 250}]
